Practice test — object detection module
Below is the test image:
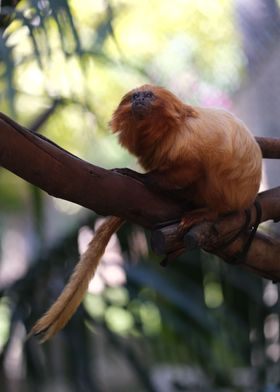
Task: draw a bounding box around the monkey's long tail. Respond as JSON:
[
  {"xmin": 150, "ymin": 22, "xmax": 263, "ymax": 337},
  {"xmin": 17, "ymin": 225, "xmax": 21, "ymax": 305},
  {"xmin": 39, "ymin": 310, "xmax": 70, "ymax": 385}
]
[{"xmin": 29, "ymin": 216, "xmax": 124, "ymax": 342}]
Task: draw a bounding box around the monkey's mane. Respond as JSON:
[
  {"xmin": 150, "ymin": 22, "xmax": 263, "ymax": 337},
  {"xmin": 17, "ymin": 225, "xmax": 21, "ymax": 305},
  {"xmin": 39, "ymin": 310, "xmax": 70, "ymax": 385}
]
[{"xmin": 110, "ymin": 84, "xmax": 197, "ymax": 170}]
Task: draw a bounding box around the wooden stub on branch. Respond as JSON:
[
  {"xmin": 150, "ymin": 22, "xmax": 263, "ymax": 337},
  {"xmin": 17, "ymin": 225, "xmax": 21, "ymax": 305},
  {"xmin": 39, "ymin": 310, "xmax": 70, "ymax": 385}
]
[{"xmin": 152, "ymin": 187, "xmax": 280, "ymax": 254}]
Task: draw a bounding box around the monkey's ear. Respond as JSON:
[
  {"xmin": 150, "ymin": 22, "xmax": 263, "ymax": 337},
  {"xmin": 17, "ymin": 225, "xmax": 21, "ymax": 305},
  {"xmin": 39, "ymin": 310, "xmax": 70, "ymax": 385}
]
[{"xmin": 184, "ymin": 105, "xmax": 198, "ymax": 118}]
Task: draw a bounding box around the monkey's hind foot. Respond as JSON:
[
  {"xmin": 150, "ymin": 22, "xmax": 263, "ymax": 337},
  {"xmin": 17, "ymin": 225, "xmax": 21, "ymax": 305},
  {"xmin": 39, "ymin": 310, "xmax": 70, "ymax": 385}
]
[
  {"xmin": 227, "ymin": 201, "xmax": 262, "ymax": 264},
  {"xmin": 177, "ymin": 208, "xmax": 218, "ymax": 236}
]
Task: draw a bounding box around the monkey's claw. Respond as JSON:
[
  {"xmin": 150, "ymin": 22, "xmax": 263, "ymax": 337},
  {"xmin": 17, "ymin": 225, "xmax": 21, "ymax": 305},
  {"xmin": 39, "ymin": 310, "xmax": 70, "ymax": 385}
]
[{"xmin": 178, "ymin": 208, "xmax": 217, "ymax": 236}]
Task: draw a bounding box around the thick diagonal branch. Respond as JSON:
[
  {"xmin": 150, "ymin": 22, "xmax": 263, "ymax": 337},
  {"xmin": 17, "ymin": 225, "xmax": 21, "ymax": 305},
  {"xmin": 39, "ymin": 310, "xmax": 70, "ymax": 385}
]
[
  {"xmin": 0, "ymin": 112, "xmax": 183, "ymax": 227},
  {"xmin": 1, "ymin": 112, "xmax": 280, "ymax": 281}
]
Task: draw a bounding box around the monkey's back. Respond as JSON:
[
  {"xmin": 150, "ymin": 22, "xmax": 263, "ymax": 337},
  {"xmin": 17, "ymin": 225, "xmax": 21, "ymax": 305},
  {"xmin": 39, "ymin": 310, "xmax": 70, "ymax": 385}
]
[{"xmin": 184, "ymin": 108, "xmax": 262, "ymax": 213}]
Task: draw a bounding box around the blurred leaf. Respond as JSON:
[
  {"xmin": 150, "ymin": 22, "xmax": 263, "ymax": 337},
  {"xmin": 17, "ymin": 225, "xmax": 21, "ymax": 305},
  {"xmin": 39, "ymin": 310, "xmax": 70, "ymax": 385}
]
[
  {"xmin": 0, "ymin": 34, "xmax": 15, "ymax": 115},
  {"xmin": 48, "ymin": 0, "xmax": 81, "ymax": 55},
  {"xmin": 126, "ymin": 262, "xmax": 217, "ymax": 333}
]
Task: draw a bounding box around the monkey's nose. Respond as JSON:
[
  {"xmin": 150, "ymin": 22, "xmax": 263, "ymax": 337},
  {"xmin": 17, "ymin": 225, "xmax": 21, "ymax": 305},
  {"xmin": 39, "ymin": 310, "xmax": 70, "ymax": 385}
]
[{"xmin": 132, "ymin": 100, "xmax": 148, "ymax": 116}]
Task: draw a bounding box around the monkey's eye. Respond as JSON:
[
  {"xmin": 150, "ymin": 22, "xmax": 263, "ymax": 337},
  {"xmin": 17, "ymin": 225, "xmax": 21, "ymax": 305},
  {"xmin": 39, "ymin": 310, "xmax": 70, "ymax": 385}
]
[
  {"xmin": 132, "ymin": 92, "xmax": 140, "ymax": 100},
  {"xmin": 145, "ymin": 91, "xmax": 153, "ymax": 99}
]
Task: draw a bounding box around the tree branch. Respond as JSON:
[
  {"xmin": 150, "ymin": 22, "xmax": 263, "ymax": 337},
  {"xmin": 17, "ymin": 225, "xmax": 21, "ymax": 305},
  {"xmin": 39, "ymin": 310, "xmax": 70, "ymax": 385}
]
[
  {"xmin": 1, "ymin": 112, "xmax": 280, "ymax": 281},
  {"xmin": 255, "ymin": 137, "xmax": 280, "ymax": 159}
]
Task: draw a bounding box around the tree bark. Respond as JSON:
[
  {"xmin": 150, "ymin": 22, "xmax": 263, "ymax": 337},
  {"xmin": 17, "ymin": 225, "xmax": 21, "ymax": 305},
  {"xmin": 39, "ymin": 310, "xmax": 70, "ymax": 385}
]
[
  {"xmin": 1, "ymin": 112, "xmax": 280, "ymax": 281},
  {"xmin": 0, "ymin": 113, "xmax": 184, "ymax": 228}
]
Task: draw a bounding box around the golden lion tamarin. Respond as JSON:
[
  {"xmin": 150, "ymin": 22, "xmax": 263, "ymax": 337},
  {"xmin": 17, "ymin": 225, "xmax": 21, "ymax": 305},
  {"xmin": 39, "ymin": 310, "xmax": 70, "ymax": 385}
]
[{"xmin": 30, "ymin": 84, "xmax": 262, "ymax": 341}]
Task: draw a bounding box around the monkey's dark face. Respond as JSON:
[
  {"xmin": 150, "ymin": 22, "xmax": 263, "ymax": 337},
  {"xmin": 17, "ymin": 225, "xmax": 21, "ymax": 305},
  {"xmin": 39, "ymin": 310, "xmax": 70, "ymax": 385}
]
[
  {"xmin": 110, "ymin": 84, "xmax": 197, "ymax": 167},
  {"xmin": 127, "ymin": 84, "xmax": 186, "ymax": 121},
  {"xmin": 110, "ymin": 83, "xmax": 192, "ymax": 139},
  {"xmin": 131, "ymin": 90, "xmax": 155, "ymax": 117}
]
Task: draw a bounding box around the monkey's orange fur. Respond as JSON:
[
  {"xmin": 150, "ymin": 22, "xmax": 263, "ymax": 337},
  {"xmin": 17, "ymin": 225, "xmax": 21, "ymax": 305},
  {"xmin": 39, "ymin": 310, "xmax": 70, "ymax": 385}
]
[
  {"xmin": 111, "ymin": 84, "xmax": 262, "ymax": 214},
  {"xmin": 30, "ymin": 85, "xmax": 262, "ymax": 341},
  {"xmin": 30, "ymin": 217, "xmax": 123, "ymax": 342}
]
